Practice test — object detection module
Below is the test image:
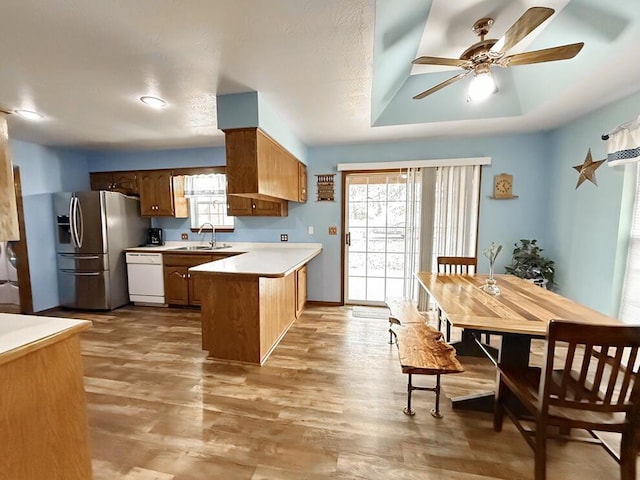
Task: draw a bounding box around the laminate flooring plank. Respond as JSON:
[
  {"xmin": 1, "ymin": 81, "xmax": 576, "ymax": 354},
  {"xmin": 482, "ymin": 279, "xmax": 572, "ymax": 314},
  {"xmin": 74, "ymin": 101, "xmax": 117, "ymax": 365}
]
[{"xmin": 40, "ymin": 305, "xmax": 635, "ymax": 480}]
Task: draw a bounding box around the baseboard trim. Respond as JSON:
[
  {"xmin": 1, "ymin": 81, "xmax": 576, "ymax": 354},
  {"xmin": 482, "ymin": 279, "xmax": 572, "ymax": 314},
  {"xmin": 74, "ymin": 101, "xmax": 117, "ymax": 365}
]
[{"xmin": 305, "ymin": 300, "xmax": 343, "ymax": 307}]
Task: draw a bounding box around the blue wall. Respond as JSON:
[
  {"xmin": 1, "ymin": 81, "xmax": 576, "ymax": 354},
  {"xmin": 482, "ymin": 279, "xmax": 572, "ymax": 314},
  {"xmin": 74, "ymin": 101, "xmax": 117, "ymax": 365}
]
[
  {"xmin": 546, "ymin": 91, "xmax": 640, "ymax": 317},
  {"xmin": 10, "ymin": 90, "xmax": 640, "ymax": 312},
  {"xmin": 10, "ymin": 141, "xmax": 90, "ymax": 311},
  {"xmin": 306, "ymin": 133, "xmax": 551, "ymax": 302},
  {"xmin": 85, "ymin": 133, "xmax": 551, "ymax": 303},
  {"xmin": 216, "ymin": 92, "xmax": 308, "ymax": 163}
]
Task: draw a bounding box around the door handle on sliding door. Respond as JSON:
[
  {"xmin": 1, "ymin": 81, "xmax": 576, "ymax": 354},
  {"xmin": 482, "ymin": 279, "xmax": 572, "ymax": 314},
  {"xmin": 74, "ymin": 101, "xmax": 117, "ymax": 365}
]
[{"xmin": 345, "ymin": 232, "xmax": 351, "ymax": 246}]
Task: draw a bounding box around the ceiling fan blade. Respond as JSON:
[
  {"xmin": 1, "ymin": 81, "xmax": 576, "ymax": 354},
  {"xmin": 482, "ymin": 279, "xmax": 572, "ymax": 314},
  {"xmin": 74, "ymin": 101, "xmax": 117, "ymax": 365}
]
[
  {"xmin": 412, "ymin": 56, "xmax": 472, "ymax": 69},
  {"xmin": 490, "ymin": 7, "xmax": 555, "ymax": 55},
  {"xmin": 501, "ymin": 42, "xmax": 584, "ymax": 67},
  {"xmin": 413, "ymin": 72, "xmax": 469, "ymax": 100}
]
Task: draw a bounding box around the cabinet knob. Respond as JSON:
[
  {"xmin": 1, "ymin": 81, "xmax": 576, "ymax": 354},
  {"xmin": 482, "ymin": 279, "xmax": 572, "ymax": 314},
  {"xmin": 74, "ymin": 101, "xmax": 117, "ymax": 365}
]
[{"xmin": 252, "ymin": 203, "xmax": 256, "ymax": 209}]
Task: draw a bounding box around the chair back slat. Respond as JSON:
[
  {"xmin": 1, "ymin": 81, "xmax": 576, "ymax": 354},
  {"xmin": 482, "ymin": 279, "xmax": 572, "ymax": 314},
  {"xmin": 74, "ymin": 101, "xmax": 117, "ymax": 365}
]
[
  {"xmin": 437, "ymin": 256, "xmax": 477, "ymax": 275},
  {"xmin": 559, "ymin": 343, "xmax": 577, "ymax": 400},
  {"xmin": 542, "ymin": 320, "xmax": 640, "ymax": 415},
  {"xmin": 575, "ymin": 344, "xmax": 593, "ymax": 402},
  {"xmin": 604, "ymin": 347, "xmax": 625, "ymax": 403},
  {"xmin": 590, "ymin": 345, "xmax": 610, "ymax": 400},
  {"xmin": 619, "ymin": 347, "xmax": 639, "ymax": 403}
]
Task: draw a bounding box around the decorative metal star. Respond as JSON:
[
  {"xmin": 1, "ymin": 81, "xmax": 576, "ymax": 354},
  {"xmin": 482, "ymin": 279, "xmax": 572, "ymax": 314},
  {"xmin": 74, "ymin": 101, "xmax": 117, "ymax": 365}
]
[{"xmin": 573, "ymin": 148, "xmax": 605, "ymax": 189}]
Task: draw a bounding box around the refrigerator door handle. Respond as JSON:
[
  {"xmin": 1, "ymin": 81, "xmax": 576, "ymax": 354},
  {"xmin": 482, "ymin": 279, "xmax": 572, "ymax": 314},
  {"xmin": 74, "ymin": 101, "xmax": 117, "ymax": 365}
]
[
  {"xmin": 59, "ymin": 254, "xmax": 101, "ymax": 260},
  {"xmin": 75, "ymin": 197, "xmax": 84, "ymax": 248},
  {"xmin": 69, "ymin": 196, "xmax": 78, "ymax": 248},
  {"xmin": 60, "ymin": 270, "xmax": 101, "ymax": 276}
]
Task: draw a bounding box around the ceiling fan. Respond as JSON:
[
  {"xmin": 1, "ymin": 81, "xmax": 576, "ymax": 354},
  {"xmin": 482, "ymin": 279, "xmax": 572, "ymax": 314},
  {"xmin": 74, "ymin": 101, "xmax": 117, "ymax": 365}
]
[{"xmin": 412, "ymin": 7, "xmax": 584, "ymax": 102}]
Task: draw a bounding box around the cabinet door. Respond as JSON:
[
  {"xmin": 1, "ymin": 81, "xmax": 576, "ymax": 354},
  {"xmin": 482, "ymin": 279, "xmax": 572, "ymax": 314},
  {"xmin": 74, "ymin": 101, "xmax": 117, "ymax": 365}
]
[
  {"xmin": 112, "ymin": 171, "xmax": 138, "ymax": 195},
  {"xmin": 188, "ymin": 272, "xmax": 205, "ymax": 305},
  {"xmin": 138, "ymin": 171, "xmax": 159, "ymax": 216},
  {"xmin": 253, "ymin": 198, "xmax": 288, "ymax": 216},
  {"xmin": 89, "ymin": 172, "xmax": 114, "ymax": 191},
  {"xmin": 139, "ymin": 170, "xmax": 175, "ymax": 216},
  {"xmin": 163, "ymin": 266, "xmax": 189, "ymax": 305},
  {"xmin": 152, "ymin": 171, "xmax": 175, "ymax": 216},
  {"xmin": 227, "ymin": 196, "xmax": 253, "ymax": 216},
  {"xmin": 296, "ymin": 265, "xmax": 307, "ymax": 317},
  {"xmin": 298, "ymin": 163, "xmax": 307, "ymax": 203}
]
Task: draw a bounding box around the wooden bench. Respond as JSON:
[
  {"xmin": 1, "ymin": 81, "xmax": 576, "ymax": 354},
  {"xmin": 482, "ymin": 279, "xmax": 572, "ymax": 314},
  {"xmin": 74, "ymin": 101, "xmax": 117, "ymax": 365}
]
[
  {"xmin": 386, "ymin": 297, "xmax": 432, "ymax": 344},
  {"xmin": 386, "ymin": 297, "xmax": 464, "ymax": 418}
]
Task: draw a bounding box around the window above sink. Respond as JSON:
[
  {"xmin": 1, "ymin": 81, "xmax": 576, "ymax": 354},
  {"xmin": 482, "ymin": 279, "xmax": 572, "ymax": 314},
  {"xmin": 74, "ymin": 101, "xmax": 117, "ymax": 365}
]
[{"xmin": 184, "ymin": 174, "xmax": 234, "ymax": 232}]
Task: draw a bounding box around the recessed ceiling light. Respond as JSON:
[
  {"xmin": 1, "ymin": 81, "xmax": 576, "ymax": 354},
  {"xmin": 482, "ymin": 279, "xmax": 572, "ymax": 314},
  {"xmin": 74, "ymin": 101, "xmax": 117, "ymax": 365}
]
[
  {"xmin": 14, "ymin": 109, "xmax": 44, "ymax": 121},
  {"xmin": 139, "ymin": 96, "xmax": 167, "ymax": 108}
]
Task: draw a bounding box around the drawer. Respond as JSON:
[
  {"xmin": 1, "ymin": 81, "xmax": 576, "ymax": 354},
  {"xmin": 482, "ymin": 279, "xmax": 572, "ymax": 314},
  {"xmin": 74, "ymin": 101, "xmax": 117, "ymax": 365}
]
[{"xmin": 163, "ymin": 253, "xmax": 215, "ymax": 267}]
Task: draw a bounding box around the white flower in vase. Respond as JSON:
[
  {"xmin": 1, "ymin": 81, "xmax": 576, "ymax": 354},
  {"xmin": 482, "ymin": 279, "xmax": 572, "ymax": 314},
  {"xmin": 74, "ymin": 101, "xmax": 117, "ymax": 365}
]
[{"xmin": 482, "ymin": 242, "xmax": 502, "ymax": 295}]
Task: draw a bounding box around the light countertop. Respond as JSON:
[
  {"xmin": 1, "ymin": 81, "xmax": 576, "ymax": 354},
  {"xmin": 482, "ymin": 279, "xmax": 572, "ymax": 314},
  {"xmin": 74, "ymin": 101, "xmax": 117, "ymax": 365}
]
[
  {"xmin": 0, "ymin": 313, "xmax": 91, "ymax": 365},
  {"xmin": 188, "ymin": 243, "xmax": 322, "ymax": 277},
  {"xmin": 126, "ymin": 241, "xmax": 318, "ymax": 254}
]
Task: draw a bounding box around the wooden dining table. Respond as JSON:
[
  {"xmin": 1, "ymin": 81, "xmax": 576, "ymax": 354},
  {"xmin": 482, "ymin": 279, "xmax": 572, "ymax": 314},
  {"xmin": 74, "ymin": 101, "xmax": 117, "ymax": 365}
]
[{"xmin": 415, "ymin": 272, "xmax": 621, "ymax": 411}]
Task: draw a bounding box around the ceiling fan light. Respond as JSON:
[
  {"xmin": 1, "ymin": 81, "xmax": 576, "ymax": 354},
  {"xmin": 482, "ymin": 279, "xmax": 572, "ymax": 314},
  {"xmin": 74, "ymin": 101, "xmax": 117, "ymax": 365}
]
[{"xmin": 468, "ymin": 72, "xmax": 497, "ymax": 102}]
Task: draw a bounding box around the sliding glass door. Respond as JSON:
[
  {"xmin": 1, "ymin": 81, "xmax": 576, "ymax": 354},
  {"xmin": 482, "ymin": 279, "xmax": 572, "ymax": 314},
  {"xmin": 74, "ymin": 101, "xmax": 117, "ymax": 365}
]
[{"xmin": 344, "ymin": 172, "xmax": 421, "ymax": 305}]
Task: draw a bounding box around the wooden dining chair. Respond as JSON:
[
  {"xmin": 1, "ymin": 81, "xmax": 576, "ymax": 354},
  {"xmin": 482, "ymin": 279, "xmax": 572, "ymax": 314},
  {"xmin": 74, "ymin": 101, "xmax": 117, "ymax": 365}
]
[
  {"xmin": 494, "ymin": 320, "xmax": 640, "ymax": 480},
  {"xmin": 436, "ymin": 256, "xmax": 477, "ymax": 274},
  {"xmin": 436, "ymin": 256, "xmax": 478, "ymax": 341}
]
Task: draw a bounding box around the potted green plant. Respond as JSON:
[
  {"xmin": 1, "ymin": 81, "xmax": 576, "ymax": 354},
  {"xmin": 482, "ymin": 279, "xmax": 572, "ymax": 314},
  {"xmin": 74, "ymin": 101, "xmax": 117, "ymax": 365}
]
[{"xmin": 504, "ymin": 239, "xmax": 555, "ymax": 289}]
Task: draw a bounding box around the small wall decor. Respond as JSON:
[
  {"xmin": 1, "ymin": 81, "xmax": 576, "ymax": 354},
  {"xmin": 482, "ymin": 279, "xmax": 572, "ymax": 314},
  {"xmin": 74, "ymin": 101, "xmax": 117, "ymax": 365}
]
[
  {"xmin": 573, "ymin": 148, "xmax": 605, "ymax": 189},
  {"xmin": 316, "ymin": 174, "xmax": 335, "ymax": 202},
  {"xmin": 490, "ymin": 173, "xmax": 518, "ymax": 199}
]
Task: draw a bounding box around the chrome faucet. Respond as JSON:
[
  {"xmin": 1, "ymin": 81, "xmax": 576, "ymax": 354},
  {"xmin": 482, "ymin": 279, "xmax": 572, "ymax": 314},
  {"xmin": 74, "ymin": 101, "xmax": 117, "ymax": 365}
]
[{"xmin": 197, "ymin": 222, "xmax": 216, "ymax": 248}]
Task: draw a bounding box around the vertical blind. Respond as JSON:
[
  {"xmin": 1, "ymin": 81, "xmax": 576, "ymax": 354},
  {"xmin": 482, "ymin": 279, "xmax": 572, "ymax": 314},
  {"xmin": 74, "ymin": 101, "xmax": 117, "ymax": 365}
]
[
  {"xmin": 431, "ymin": 165, "xmax": 480, "ymax": 264},
  {"xmin": 403, "ymin": 168, "xmax": 422, "ymax": 300},
  {"xmin": 417, "ymin": 165, "xmax": 480, "ymax": 309},
  {"xmin": 620, "ymin": 164, "xmax": 640, "ymax": 324}
]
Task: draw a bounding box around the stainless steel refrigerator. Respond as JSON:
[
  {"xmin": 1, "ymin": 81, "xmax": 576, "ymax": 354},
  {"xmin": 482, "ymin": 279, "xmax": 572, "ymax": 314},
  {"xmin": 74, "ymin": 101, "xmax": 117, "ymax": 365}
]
[{"xmin": 53, "ymin": 191, "xmax": 149, "ymax": 310}]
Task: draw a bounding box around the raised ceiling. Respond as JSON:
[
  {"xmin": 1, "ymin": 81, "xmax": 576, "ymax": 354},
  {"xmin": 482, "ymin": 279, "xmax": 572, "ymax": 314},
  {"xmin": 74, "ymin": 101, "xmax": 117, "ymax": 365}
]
[{"xmin": 1, "ymin": 0, "xmax": 639, "ymax": 150}]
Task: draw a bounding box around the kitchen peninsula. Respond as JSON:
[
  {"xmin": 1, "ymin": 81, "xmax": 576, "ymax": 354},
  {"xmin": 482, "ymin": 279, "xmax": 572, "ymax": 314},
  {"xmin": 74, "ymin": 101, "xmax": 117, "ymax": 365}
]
[
  {"xmin": 190, "ymin": 243, "xmax": 322, "ymax": 364},
  {"xmin": 0, "ymin": 313, "xmax": 92, "ymax": 479}
]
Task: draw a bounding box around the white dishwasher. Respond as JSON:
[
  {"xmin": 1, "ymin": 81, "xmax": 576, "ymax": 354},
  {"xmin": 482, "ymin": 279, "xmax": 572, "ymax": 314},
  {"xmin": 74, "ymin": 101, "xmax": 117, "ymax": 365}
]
[{"xmin": 126, "ymin": 252, "xmax": 165, "ymax": 305}]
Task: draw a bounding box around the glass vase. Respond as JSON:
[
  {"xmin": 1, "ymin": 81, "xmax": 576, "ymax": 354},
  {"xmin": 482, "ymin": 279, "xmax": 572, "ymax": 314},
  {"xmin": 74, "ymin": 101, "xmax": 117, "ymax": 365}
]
[{"xmin": 482, "ymin": 262, "xmax": 501, "ymax": 296}]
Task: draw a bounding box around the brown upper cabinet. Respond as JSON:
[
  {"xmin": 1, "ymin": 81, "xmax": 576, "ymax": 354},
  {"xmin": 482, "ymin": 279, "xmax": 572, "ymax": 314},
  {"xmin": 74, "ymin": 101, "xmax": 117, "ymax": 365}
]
[
  {"xmin": 225, "ymin": 128, "xmax": 307, "ymax": 203},
  {"xmin": 90, "ymin": 171, "xmax": 138, "ymax": 195},
  {"xmin": 227, "ymin": 196, "xmax": 288, "ymax": 217},
  {"xmin": 138, "ymin": 170, "xmax": 188, "ymax": 217},
  {"xmin": 298, "ymin": 163, "xmax": 307, "ymax": 203}
]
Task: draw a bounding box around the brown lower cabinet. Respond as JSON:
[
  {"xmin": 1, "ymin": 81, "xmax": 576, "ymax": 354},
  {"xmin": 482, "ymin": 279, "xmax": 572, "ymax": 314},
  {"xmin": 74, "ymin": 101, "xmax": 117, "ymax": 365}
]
[
  {"xmin": 163, "ymin": 253, "xmax": 237, "ymax": 306},
  {"xmin": 295, "ymin": 265, "xmax": 307, "ymax": 317}
]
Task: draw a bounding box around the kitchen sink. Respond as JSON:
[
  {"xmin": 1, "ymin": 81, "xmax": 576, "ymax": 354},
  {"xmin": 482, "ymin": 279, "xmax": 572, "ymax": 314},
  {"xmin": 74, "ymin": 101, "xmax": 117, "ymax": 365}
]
[{"xmin": 172, "ymin": 244, "xmax": 232, "ymax": 251}]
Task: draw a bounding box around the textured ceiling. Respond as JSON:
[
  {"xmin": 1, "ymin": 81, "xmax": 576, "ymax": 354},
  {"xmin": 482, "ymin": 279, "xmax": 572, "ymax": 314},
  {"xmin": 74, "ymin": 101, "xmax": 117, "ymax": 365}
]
[{"xmin": 1, "ymin": 0, "xmax": 639, "ymax": 150}]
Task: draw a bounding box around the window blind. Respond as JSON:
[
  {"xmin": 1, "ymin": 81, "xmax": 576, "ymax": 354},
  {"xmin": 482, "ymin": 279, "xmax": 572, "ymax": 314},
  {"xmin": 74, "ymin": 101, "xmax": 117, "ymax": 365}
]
[{"xmin": 620, "ymin": 164, "xmax": 640, "ymax": 324}]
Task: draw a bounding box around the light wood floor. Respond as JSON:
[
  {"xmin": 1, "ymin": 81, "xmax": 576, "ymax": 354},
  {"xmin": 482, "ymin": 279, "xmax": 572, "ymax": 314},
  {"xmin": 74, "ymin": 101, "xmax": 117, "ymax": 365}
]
[{"xmin": 50, "ymin": 305, "xmax": 629, "ymax": 480}]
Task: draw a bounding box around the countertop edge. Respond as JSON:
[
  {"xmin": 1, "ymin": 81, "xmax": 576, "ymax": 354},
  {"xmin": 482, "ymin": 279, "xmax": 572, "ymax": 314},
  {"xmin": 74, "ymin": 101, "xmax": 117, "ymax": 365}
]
[
  {"xmin": 0, "ymin": 319, "xmax": 92, "ymax": 366},
  {"xmin": 190, "ymin": 247, "xmax": 322, "ymax": 277}
]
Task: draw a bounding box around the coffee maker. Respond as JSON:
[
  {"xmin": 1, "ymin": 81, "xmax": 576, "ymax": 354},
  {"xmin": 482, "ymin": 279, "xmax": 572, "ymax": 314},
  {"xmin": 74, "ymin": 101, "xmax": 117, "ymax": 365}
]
[{"xmin": 146, "ymin": 228, "xmax": 164, "ymax": 246}]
